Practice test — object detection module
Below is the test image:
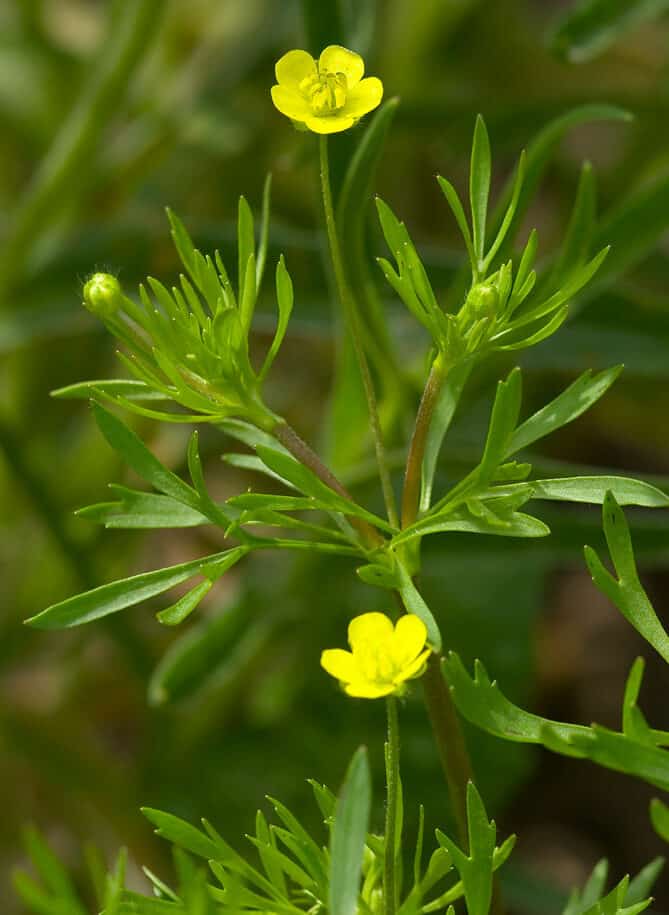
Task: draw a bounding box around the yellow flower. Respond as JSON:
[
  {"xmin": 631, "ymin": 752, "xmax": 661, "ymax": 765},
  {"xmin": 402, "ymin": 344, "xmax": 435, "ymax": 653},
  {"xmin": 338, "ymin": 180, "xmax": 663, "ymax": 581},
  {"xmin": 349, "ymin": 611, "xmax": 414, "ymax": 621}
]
[
  {"xmin": 271, "ymin": 45, "xmax": 383, "ymax": 134},
  {"xmin": 321, "ymin": 612, "xmax": 431, "ymax": 699}
]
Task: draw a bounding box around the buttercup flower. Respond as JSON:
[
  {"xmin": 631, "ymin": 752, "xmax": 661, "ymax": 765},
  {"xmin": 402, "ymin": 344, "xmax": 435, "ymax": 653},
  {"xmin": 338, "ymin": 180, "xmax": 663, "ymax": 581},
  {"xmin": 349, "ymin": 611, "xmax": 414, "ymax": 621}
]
[
  {"xmin": 321, "ymin": 612, "xmax": 431, "ymax": 699},
  {"xmin": 271, "ymin": 45, "xmax": 383, "ymax": 134}
]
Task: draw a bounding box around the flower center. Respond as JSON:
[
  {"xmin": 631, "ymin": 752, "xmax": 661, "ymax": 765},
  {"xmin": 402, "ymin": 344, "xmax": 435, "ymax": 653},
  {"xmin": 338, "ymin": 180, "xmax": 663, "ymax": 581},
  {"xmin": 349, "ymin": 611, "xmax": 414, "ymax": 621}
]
[
  {"xmin": 358, "ymin": 643, "xmax": 398, "ymax": 685},
  {"xmin": 299, "ymin": 71, "xmax": 348, "ymax": 116}
]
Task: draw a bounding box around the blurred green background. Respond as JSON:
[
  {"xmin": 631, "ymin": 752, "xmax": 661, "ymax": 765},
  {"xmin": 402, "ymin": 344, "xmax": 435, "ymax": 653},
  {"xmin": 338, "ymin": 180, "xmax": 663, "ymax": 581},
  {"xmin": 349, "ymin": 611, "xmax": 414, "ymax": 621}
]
[{"xmin": 3, "ymin": 0, "xmax": 669, "ymax": 911}]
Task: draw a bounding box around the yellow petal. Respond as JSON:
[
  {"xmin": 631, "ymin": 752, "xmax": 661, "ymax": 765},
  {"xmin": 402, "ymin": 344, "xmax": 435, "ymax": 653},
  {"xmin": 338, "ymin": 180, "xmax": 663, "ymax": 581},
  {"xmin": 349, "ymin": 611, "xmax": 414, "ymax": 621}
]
[
  {"xmin": 304, "ymin": 114, "xmax": 356, "ymax": 134},
  {"xmin": 318, "ymin": 45, "xmax": 364, "ymax": 86},
  {"xmin": 394, "ymin": 648, "xmax": 432, "ymax": 684},
  {"xmin": 275, "ymin": 49, "xmax": 316, "ymax": 88},
  {"xmin": 321, "ymin": 648, "xmax": 358, "ymax": 683},
  {"xmin": 271, "ymin": 85, "xmax": 311, "ymax": 122},
  {"xmin": 391, "ymin": 614, "xmax": 427, "ymax": 668},
  {"xmin": 342, "ymin": 77, "xmax": 383, "ymax": 118},
  {"xmin": 348, "ymin": 612, "xmax": 394, "ymax": 653},
  {"xmin": 345, "ymin": 679, "xmax": 396, "ymax": 699}
]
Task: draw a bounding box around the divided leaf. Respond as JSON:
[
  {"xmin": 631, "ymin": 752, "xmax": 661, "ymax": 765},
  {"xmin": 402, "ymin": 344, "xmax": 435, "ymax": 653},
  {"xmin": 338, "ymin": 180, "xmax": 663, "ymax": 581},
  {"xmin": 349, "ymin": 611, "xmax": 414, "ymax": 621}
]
[{"xmin": 585, "ymin": 493, "xmax": 669, "ymax": 664}]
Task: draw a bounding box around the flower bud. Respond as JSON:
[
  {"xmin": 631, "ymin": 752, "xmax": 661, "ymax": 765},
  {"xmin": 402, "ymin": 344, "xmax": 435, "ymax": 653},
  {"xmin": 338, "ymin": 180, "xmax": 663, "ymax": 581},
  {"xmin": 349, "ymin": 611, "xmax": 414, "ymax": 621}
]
[
  {"xmin": 83, "ymin": 273, "xmax": 123, "ymax": 318},
  {"xmin": 464, "ymin": 281, "xmax": 499, "ymax": 320}
]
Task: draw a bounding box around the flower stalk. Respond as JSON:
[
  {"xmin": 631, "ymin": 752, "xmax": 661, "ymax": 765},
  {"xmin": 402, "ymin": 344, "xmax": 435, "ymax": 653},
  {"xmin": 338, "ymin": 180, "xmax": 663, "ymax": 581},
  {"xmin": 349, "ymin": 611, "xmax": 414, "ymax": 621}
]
[{"xmin": 384, "ymin": 696, "xmax": 400, "ymax": 915}]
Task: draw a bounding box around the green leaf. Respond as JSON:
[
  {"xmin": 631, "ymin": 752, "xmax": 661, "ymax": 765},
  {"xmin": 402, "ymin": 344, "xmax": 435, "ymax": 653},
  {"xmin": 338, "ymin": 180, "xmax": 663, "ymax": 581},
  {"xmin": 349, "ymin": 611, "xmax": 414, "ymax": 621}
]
[
  {"xmin": 436, "ymin": 783, "xmax": 497, "ymax": 915},
  {"xmin": 507, "ymin": 366, "xmax": 622, "ymax": 456},
  {"xmin": 585, "ymin": 492, "xmax": 669, "ymax": 664},
  {"xmin": 104, "ymin": 848, "xmax": 127, "ymax": 915},
  {"xmin": 77, "ymin": 486, "xmax": 210, "ymax": 529},
  {"xmin": 238, "ymin": 195, "xmax": 255, "ymax": 303},
  {"xmin": 437, "ymin": 176, "xmax": 476, "ymax": 271},
  {"xmin": 26, "ymin": 547, "xmax": 247, "ymax": 630},
  {"xmin": 443, "ymin": 652, "xmax": 591, "ymax": 744},
  {"xmin": 470, "ymin": 115, "xmax": 491, "ymax": 267},
  {"xmin": 478, "ymin": 367, "xmax": 523, "ymax": 482},
  {"xmin": 420, "ymin": 360, "xmax": 473, "ymax": 513},
  {"xmin": 625, "ymin": 857, "xmax": 664, "ymax": 905},
  {"xmin": 20, "ymin": 827, "xmax": 87, "ymax": 914},
  {"xmin": 167, "ymin": 208, "xmax": 198, "ymax": 278},
  {"xmin": 394, "ymin": 507, "xmax": 550, "ymax": 545},
  {"xmin": 650, "ymin": 798, "xmax": 669, "ymax": 843},
  {"xmin": 445, "ymin": 654, "xmax": 669, "ymax": 792},
  {"xmin": 92, "ymin": 402, "xmax": 200, "ymax": 509},
  {"xmin": 259, "ymin": 256, "xmax": 294, "ymax": 382},
  {"xmin": 483, "ymin": 150, "xmax": 526, "ymax": 272},
  {"xmin": 52, "ymin": 379, "xmax": 170, "ymax": 401},
  {"xmin": 148, "ymin": 603, "xmax": 264, "ymax": 706},
  {"xmin": 563, "ymin": 860, "xmax": 609, "ymax": 915},
  {"xmin": 490, "ymin": 475, "xmax": 669, "ymax": 508},
  {"xmin": 551, "ymin": 0, "xmax": 669, "ymax": 63},
  {"xmin": 142, "ymin": 809, "xmax": 226, "ymax": 862},
  {"xmin": 156, "ymin": 580, "xmax": 214, "ymax": 626},
  {"xmin": 329, "ymin": 747, "xmax": 371, "ymax": 915},
  {"xmin": 396, "ymin": 562, "xmax": 442, "ymax": 652},
  {"xmin": 356, "ymin": 562, "xmax": 400, "ymax": 590},
  {"xmin": 256, "ymin": 173, "xmax": 272, "ymax": 289}
]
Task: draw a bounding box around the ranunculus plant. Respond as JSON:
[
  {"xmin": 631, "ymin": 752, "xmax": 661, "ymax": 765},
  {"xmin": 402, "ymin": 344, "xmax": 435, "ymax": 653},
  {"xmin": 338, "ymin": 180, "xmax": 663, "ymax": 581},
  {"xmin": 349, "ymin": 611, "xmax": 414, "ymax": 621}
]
[{"xmin": 15, "ymin": 39, "xmax": 669, "ymax": 915}]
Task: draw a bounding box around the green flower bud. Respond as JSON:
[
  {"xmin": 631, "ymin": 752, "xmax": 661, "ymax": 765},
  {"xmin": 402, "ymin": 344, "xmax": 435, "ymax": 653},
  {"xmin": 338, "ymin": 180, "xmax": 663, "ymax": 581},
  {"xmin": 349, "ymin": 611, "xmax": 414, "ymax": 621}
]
[
  {"xmin": 464, "ymin": 281, "xmax": 499, "ymax": 319},
  {"xmin": 83, "ymin": 273, "xmax": 123, "ymax": 318}
]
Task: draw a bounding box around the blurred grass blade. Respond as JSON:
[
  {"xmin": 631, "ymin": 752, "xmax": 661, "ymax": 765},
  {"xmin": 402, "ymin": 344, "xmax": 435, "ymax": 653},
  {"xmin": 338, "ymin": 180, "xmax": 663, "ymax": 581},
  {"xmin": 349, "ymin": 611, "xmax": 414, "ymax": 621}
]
[
  {"xmin": 490, "ymin": 105, "xmax": 632, "ymax": 260},
  {"xmin": 329, "ymin": 746, "xmax": 371, "ymax": 915},
  {"xmin": 592, "ymin": 171, "xmax": 669, "ymax": 289},
  {"xmin": 550, "ymin": 0, "xmax": 669, "ymax": 63},
  {"xmin": 149, "ymin": 602, "xmax": 250, "ymax": 705},
  {"xmin": 544, "ymin": 160, "xmax": 597, "ymax": 293}
]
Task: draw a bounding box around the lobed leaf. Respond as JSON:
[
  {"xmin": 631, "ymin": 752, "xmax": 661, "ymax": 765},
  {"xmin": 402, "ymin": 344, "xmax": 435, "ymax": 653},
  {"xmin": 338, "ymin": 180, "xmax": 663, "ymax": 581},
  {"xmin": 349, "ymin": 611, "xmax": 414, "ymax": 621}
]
[
  {"xmin": 585, "ymin": 493, "xmax": 669, "ymax": 664},
  {"xmin": 26, "ymin": 547, "xmax": 248, "ymax": 630}
]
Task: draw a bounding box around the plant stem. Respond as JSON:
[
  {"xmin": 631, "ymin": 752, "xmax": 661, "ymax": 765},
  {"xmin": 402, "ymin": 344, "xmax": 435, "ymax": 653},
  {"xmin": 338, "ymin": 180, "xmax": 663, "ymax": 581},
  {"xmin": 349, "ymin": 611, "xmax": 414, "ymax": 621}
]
[
  {"xmin": 422, "ymin": 654, "xmax": 472, "ymax": 846},
  {"xmin": 384, "ymin": 696, "xmax": 400, "ymax": 915},
  {"xmin": 401, "ymin": 366, "xmax": 505, "ymax": 914},
  {"xmin": 401, "ymin": 355, "xmax": 447, "ymax": 529},
  {"xmin": 273, "ymin": 420, "xmax": 383, "ymax": 548},
  {"xmin": 319, "ymin": 136, "xmax": 399, "ymax": 529},
  {"xmin": 0, "ymin": 0, "xmax": 168, "ymax": 303}
]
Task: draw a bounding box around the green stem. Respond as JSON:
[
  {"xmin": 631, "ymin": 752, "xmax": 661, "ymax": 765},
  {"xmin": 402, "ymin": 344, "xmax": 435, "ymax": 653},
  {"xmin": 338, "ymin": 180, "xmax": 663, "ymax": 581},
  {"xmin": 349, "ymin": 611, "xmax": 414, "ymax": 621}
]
[
  {"xmin": 422, "ymin": 654, "xmax": 472, "ymax": 847},
  {"xmin": 0, "ymin": 0, "xmax": 168, "ymax": 303},
  {"xmin": 400, "ymin": 366, "xmax": 505, "ymax": 915},
  {"xmin": 384, "ymin": 695, "xmax": 400, "ymax": 915},
  {"xmin": 401, "ymin": 354, "xmax": 447, "ymax": 530},
  {"xmin": 319, "ymin": 136, "xmax": 399, "ymax": 530}
]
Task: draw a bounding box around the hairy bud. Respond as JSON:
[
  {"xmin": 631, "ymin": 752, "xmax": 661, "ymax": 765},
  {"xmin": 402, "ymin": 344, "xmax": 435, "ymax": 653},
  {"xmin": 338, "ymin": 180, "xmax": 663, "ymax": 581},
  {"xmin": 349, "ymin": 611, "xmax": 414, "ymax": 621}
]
[{"xmin": 83, "ymin": 273, "xmax": 123, "ymax": 318}]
